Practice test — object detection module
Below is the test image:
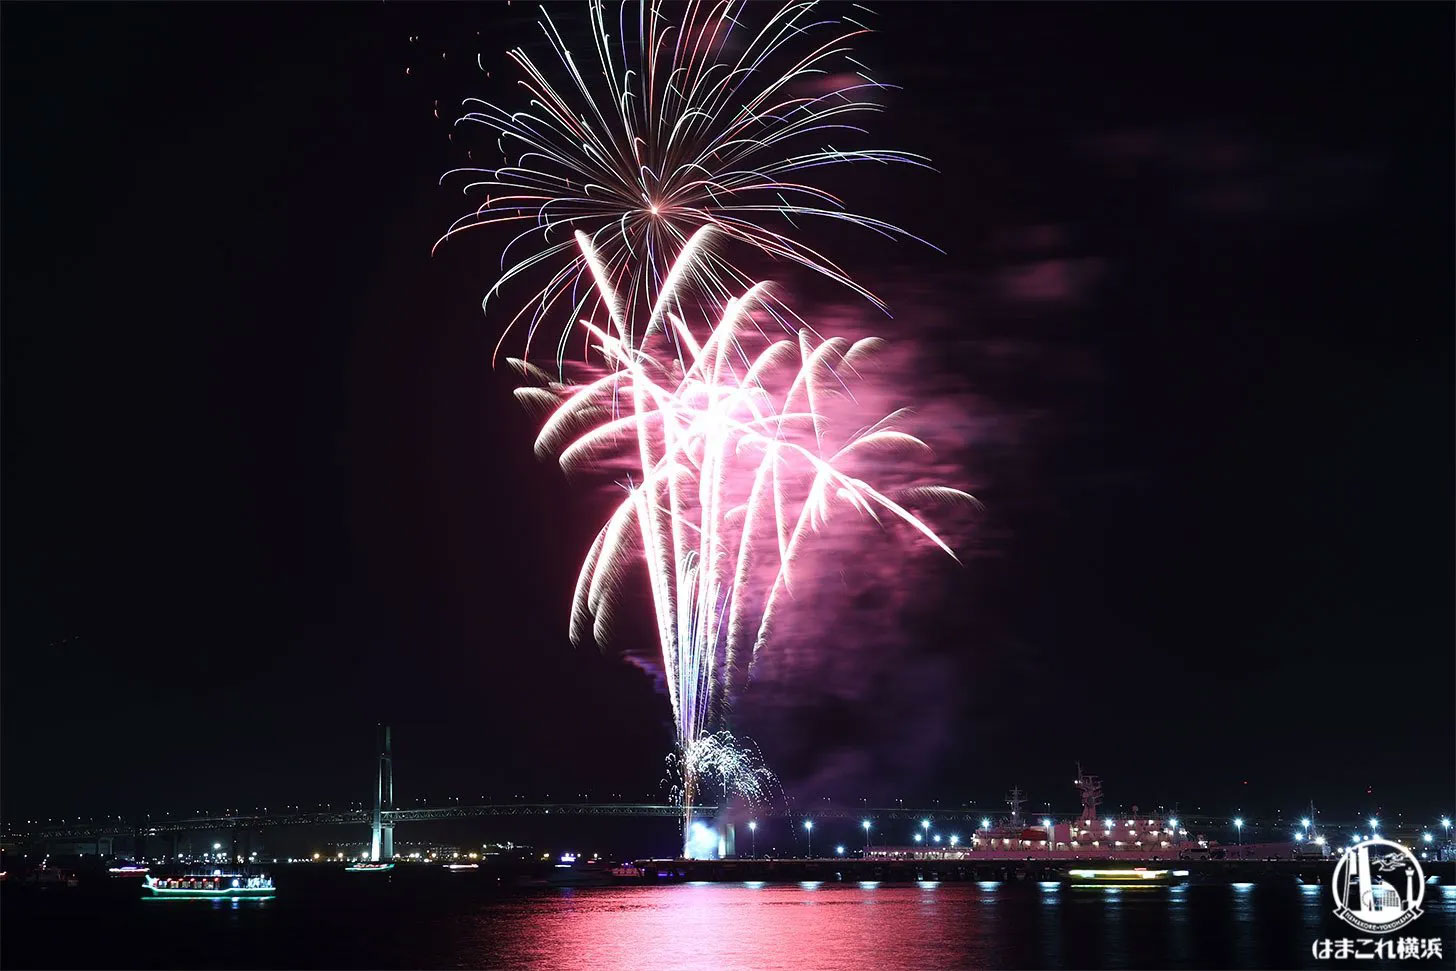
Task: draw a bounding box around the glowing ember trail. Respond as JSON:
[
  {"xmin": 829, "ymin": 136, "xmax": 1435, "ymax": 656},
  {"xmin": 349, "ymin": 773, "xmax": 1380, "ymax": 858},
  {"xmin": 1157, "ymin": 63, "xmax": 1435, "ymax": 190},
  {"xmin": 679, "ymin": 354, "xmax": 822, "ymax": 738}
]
[
  {"xmin": 513, "ymin": 229, "xmax": 976, "ymax": 853},
  {"xmin": 437, "ymin": 0, "xmax": 937, "ymax": 364}
]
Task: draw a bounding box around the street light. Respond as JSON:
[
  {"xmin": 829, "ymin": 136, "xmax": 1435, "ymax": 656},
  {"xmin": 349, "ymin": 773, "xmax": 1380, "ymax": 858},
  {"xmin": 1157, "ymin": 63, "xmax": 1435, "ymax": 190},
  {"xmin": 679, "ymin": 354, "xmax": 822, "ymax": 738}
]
[
  {"xmin": 1301, "ymin": 817, "xmax": 1311, "ymax": 830},
  {"xmin": 981, "ymin": 818, "xmax": 991, "ymax": 831},
  {"xmin": 862, "ymin": 819, "xmax": 871, "ymax": 853},
  {"xmin": 1423, "ymin": 833, "xmax": 1434, "ymax": 844},
  {"xmin": 1294, "ymin": 832, "xmax": 1304, "ymax": 842},
  {"xmin": 1369, "ymin": 817, "xmax": 1379, "ymax": 831},
  {"xmin": 914, "ymin": 833, "xmax": 923, "ymax": 844},
  {"xmin": 748, "ymin": 820, "xmax": 757, "ymax": 858},
  {"xmin": 804, "ymin": 819, "xmax": 814, "ymax": 858},
  {"xmin": 1234, "ymin": 818, "xmax": 1244, "ymax": 846},
  {"xmin": 835, "ymin": 845, "xmax": 845, "ymax": 856},
  {"xmin": 1042, "ymin": 817, "xmax": 1052, "ymax": 844},
  {"xmin": 949, "ymin": 834, "xmax": 960, "ymax": 847},
  {"xmin": 1442, "ymin": 817, "xmax": 1451, "ymax": 832}
]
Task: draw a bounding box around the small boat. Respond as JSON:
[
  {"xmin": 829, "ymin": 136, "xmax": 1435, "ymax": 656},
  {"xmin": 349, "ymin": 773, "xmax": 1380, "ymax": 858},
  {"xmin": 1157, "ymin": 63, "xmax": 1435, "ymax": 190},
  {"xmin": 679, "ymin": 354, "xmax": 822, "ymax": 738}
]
[
  {"xmin": 25, "ymin": 868, "xmax": 80, "ymax": 889},
  {"xmin": 344, "ymin": 862, "xmax": 394, "ymax": 873},
  {"xmin": 1066, "ymin": 866, "xmax": 1190, "ymax": 886},
  {"xmin": 144, "ymin": 872, "xmax": 274, "ymax": 897}
]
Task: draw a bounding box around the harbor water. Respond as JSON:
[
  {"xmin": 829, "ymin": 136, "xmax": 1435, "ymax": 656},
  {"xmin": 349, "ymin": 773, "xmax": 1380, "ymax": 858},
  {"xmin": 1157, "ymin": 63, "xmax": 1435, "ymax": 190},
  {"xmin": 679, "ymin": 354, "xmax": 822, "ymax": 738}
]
[{"xmin": 5, "ymin": 878, "xmax": 1454, "ymax": 969}]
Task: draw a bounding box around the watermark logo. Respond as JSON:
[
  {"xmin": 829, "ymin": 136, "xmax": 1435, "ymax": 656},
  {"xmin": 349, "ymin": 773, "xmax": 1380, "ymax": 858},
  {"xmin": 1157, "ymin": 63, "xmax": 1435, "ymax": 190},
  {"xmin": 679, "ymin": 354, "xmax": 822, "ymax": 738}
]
[{"xmin": 1330, "ymin": 837, "xmax": 1424, "ymax": 934}]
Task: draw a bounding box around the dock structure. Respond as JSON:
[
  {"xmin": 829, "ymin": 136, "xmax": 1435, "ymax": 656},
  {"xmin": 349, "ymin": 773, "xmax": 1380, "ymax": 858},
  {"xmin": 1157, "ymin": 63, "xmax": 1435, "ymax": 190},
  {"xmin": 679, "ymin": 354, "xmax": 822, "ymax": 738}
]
[{"xmin": 628, "ymin": 855, "xmax": 1356, "ymax": 885}]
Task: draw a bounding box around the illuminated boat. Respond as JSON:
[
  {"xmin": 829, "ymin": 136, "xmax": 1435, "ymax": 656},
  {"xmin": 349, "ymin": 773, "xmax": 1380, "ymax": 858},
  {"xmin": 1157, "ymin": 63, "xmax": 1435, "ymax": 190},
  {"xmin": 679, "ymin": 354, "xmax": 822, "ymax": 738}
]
[
  {"xmin": 143, "ymin": 872, "xmax": 274, "ymax": 897},
  {"xmin": 344, "ymin": 862, "xmax": 394, "ymax": 873},
  {"xmin": 1066, "ymin": 866, "xmax": 1190, "ymax": 886}
]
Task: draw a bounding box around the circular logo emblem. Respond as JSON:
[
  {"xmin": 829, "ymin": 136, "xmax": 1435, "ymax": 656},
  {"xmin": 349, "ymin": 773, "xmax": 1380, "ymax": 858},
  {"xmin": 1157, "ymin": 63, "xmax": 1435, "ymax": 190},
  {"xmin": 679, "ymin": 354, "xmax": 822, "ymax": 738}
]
[{"xmin": 1331, "ymin": 838, "xmax": 1425, "ymax": 933}]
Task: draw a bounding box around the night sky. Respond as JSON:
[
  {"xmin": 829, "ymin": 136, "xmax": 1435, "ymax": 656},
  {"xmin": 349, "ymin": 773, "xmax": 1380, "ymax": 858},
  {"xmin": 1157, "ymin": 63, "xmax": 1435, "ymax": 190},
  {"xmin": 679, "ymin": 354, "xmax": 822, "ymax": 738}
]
[{"xmin": 3, "ymin": 3, "xmax": 1451, "ymax": 826}]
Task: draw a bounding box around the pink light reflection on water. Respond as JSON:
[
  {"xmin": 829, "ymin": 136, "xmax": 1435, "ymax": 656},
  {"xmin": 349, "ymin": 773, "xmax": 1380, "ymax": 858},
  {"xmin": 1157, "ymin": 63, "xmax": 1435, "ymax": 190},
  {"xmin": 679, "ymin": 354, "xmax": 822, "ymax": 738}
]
[{"xmin": 483, "ymin": 883, "xmax": 974, "ymax": 971}]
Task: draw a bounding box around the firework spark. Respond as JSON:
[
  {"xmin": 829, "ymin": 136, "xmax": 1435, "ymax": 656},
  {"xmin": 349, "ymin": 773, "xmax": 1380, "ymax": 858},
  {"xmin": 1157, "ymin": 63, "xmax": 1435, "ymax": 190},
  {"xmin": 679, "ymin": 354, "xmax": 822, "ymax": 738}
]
[
  {"xmin": 439, "ymin": 0, "xmax": 936, "ymax": 364},
  {"xmin": 514, "ymin": 228, "xmax": 974, "ymax": 851}
]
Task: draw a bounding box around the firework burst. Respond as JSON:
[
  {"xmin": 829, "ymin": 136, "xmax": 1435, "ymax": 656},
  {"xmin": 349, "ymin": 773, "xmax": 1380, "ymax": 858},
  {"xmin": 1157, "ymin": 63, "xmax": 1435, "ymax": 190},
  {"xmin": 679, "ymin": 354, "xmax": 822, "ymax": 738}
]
[
  {"xmin": 513, "ymin": 228, "xmax": 974, "ymax": 850},
  {"xmin": 439, "ymin": 0, "xmax": 936, "ymax": 365}
]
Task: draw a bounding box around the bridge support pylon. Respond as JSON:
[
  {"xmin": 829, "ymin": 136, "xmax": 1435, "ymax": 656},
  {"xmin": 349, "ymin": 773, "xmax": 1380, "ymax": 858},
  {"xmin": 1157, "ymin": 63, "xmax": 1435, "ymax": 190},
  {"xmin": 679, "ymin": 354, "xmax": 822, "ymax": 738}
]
[{"xmin": 370, "ymin": 723, "xmax": 394, "ymax": 861}]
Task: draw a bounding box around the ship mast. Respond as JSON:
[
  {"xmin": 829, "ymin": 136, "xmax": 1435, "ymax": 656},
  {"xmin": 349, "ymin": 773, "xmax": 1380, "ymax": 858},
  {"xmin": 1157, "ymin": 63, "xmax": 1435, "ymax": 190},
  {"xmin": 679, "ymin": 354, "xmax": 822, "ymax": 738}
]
[
  {"xmin": 1006, "ymin": 786, "xmax": 1025, "ymax": 827},
  {"xmin": 1075, "ymin": 763, "xmax": 1104, "ymax": 827}
]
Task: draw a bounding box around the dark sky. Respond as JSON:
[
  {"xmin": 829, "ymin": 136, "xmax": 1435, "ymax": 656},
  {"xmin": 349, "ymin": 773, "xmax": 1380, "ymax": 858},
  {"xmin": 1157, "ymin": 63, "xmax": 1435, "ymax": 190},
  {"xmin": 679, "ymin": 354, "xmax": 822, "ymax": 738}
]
[{"xmin": 3, "ymin": 3, "xmax": 1451, "ymax": 827}]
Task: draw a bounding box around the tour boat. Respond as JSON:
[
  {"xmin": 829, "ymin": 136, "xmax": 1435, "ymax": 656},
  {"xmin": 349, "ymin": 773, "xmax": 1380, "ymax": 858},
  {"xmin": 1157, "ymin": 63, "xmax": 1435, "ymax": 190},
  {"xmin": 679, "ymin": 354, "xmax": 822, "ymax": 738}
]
[
  {"xmin": 143, "ymin": 872, "xmax": 274, "ymax": 897},
  {"xmin": 1065, "ymin": 866, "xmax": 1190, "ymax": 886},
  {"xmin": 344, "ymin": 862, "xmax": 394, "ymax": 873}
]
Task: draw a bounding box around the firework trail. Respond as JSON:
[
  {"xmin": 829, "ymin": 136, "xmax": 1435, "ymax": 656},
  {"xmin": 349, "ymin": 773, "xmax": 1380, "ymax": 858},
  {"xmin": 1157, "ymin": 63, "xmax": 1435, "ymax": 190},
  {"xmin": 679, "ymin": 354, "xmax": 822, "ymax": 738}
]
[
  {"xmin": 513, "ymin": 228, "xmax": 975, "ymax": 851},
  {"xmin": 438, "ymin": 0, "xmax": 936, "ymax": 365}
]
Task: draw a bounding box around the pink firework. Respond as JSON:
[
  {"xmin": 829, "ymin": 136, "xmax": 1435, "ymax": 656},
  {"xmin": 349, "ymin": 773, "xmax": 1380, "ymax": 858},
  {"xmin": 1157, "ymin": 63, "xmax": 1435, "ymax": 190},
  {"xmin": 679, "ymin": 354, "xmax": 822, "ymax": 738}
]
[{"xmin": 512, "ymin": 228, "xmax": 975, "ymax": 849}]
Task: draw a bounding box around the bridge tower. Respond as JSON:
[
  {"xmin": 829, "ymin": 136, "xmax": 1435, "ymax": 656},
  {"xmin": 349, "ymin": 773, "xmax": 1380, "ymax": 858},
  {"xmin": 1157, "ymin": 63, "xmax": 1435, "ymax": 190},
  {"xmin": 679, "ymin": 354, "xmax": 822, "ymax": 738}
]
[{"xmin": 370, "ymin": 723, "xmax": 394, "ymax": 861}]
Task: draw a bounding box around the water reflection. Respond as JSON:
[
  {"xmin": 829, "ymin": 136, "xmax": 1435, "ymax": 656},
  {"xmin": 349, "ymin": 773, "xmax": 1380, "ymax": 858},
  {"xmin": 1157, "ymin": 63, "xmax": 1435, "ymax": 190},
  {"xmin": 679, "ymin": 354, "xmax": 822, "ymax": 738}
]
[{"xmin": 38, "ymin": 879, "xmax": 1451, "ymax": 970}]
